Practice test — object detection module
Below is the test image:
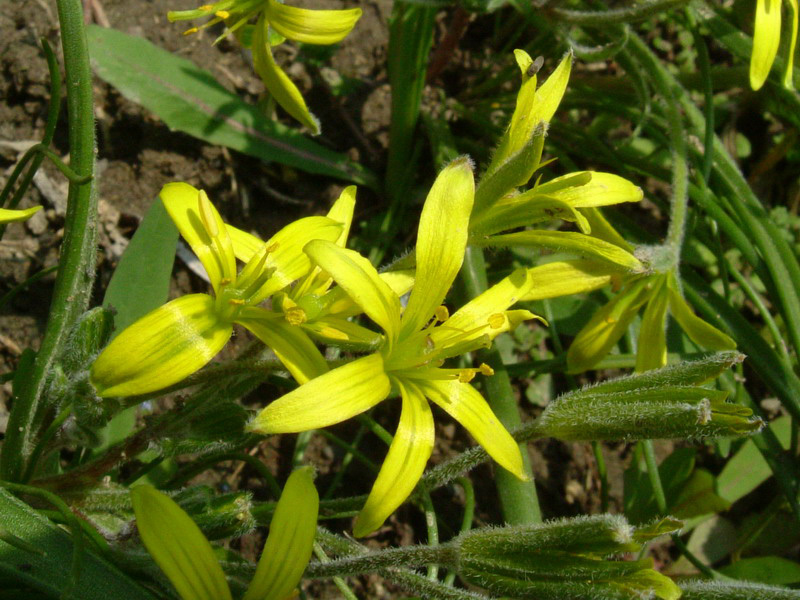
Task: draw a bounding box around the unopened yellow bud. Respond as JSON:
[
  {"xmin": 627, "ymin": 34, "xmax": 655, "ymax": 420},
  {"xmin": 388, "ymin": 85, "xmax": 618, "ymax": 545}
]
[
  {"xmin": 488, "ymin": 313, "xmax": 506, "ymax": 329},
  {"xmin": 434, "ymin": 305, "xmax": 450, "ymax": 322},
  {"xmin": 479, "ymin": 363, "xmax": 494, "ymax": 376},
  {"xmin": 182, "ymin": 27, "xmax": 199, "ymax": 35},
  {"xmin": 215, "ymin": 10, "xmax": 230, "ymax": 18}
]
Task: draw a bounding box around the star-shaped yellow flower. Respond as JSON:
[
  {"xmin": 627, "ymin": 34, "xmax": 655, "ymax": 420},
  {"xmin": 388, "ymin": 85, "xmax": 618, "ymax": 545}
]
[
  {"xmin": 168, "ymin": 0, "xmax": 362, "ymax": 133},
  {"xmin": 90, "ymin": 182, "xmax": 342, "ymax": 397},
  {"xmin": 248, "ymin": 158, "xmax": 540, "ymax": 536}
]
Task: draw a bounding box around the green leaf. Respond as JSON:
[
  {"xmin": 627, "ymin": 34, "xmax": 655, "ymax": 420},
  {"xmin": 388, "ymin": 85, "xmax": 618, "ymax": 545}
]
[
  {"xmin": 717, "ymin": 416, "xmax": 792, "ymax": 504},
  {"xmin": 670, "ymin": 469, "xmax": 730, "ymax": 519},
  {"xmin": 720, "ymin": 557, "xmax": 800, "ymax": 586},
  {"xmin": 87, "ymin": 25, "xmax": 377, "ymax": 188},
  {"xmin": 0, "ymin": 488, "xmax": 158, "ymax": 600},
  {"xmin": 103, "ymin": 197, "xmax": 178, "ymax": 337}
]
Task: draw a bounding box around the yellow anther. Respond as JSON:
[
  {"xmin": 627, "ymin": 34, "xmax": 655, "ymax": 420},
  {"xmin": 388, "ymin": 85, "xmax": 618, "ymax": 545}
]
[
  {"xmin": 479, "ymin": 363, "xmax": 494, "ymax": 376},
  {"xmin": 198, "ymin": 191, "xmax": 219, "ymax": 237},
  {"xmin": 199, "ymin": 4, "xmax": 214, "ymax": 10},
  {"xmin": 219, "ymin": 277, "xmax": 232, "ymax": 286},
  {"xmin": 285, "ymin": 307, "xmax": 307, "ymax": 326},
  {"xmin": 228, "ymin": 298, "xmax": 245, "ymax": 306},
  {"xmin": 215, "ymin": 10, "xmax": 230, "ymax": 18},
  {"xmin": 488, "ymin": 313, "xmax": 506, "ymax": 329},
  {"xmin": 319, "ymin": 326, "xmax": 349, "ymax": 341},
  {"xmin": 434, "ymin": 305, "xmax": 450, "ymax": 322},
  {"xmin": 458, "ymin": 370, "xmax": 476, "ymax": 383},
  {"xmin": 182, "ymin": 27, "xmax": 199, "ymax": 35}
]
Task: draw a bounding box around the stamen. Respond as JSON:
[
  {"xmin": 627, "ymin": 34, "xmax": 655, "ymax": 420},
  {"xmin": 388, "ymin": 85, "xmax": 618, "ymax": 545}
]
[
  {"xmin": 488, "ymin": 313, "xmax": 506, "ymax": 329},
  {"xmin": 479, "ymin": 363, "xmax": 494, "ymax": 376},
  {"xmin": 198, "ymin": 191, "xmax": 219, "ymax": 237},
  {"xmin": 183, "ymin": 27, "xmax": 199, "ymax": 35},
  {"xmin": 319, "ymin": 326, "xmax": 349, "ymax": 341},
  {"xmin": 434, "ymin": 305, "xmax": 450, "ymax": 322},
  {"xmin": 228, "ymin": 298, "xmax": 245, "ymax": 306},
  {"xmin": 458, "ymin": 369, "xmax": 476, "ymax": 383},
  {"xmin": 219, "ymin": 277, "xmax": 232, "ymax": 286},
  {"xmin": 215, "ymin": 10, "xmax": 230, "ymax": 18},
  {"xmin": 285, "ymin": 307, "xmax": 307, "ymax": 326}
]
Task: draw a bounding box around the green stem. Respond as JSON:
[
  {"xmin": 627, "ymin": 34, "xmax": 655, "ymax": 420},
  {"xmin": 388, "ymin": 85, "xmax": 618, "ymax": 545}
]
[
  {"xmin": 459, "ymin": 245, "xmax": 541, "ymax": 524},
  {"xmin": 369, "ymin": 0, "xmax": 436, "ymax": 265},
  {"xmin": 1, "ymin": 0, "xmax": 97, "ymax": 483},
  {"xmin": 626, "ymin": 32, "xmax": 689, "ymax": 265},
  {"xmin": 550, "ymin": 0, "xmax": 690, "ymax": 24}
]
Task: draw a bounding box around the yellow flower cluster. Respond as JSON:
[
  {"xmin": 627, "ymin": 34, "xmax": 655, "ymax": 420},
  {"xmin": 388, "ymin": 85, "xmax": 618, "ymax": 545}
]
[{"xmin": 94, "ymin": 50, "xmax": 732, "ymax": 539}]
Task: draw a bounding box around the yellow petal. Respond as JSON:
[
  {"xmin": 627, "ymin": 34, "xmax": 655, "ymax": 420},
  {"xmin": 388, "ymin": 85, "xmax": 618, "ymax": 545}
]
[
  {"xmin": 480, "ymin": 230, "xmax": 642, "ymax": 271},
  {"xmin": 783, "ymin": 0, "xmax": 798, "ymax": 89},
  {"xmin": 227, "ymin": 216, "xmax": 342, "ymax": 302},
  {"xmin": 470, "ymin": 195, "xmax": 590, "ymax": 237},
  {"xmin": 400, "ymin": 157, "xmax": 474, "ymax": 338},
  {"xmin": 0, "ymin": 205, "xmax": 41, "ymax": 223},
  {"xmin": 161, "ymin": 182, "xmax": 237, "ymax": 294},
  {"xmin": 91, "ymin": 294, "xmax": 232, "ymax": 397},
  {"xmin": 580, "ymin": 207, "xmax": 635, "ymax": 252},
  {"xmin": 303, "ymin": 316, "xmax": 382, "ymax": 350},
  {"xmin": 417, "ymin": 378, "xmax": 526, "ymax": 480},
  {"xmin": 304, "ymin": 240, "xmax": 401, "ymax": 346},
  {"xmin": 237, "ymin": 308, "xmax": 328, "ymax": 384},
  {"xmin": 432, "ymin": 267, "xmax": 535, "ymax": 348},
  {"xmin": 520, "ymin": 259, "xmax": 624, "ymax": 301},
  {"xmin": 265, "ymin": 0, "xmax": 361, "ymax": 45},
  {"xmin": 131, "ymin": 485, "xmax": 232, "ymax": 600},
  {"xmin": 294, "ymin": 186, "xmax": 358, "ymax": 298},
  {"xmin": 353, "ymin": 379, "xmax": 434, "ymax": 537},
  {"xmin": 491, "ymin": 50, "xmax": 572, "ymax": 169},
  {"xmin": 323, "ymin": 269, "xmax": 415, "ymax": 318},
  {"xmin": 667, "ymin": 275, "xmax": 736, "ymax": 350},
  {"xmin": 534, "ymin": 171, "xmax": 643, "ymax": 208},
  {"xmin": 636, "ymin": 277, "xmax": 669, "ymax": 372},
  {"xmin": 247, "ymin": 353, "xmax": 390, "ymax": 433},
  {"xmin": 566, "ymin": 280, "xmax": 651, "ymax": 373},
  {"xmin": 243, "ymin": 467, "xmax": 319, "ymax": 600},
  {"xmin": 750, "ymin": 0, "xmax": 782, "ymax": 90},
  {"xmin": 253, "ymin": 13, "xmax": 320, "ymax": 133}
]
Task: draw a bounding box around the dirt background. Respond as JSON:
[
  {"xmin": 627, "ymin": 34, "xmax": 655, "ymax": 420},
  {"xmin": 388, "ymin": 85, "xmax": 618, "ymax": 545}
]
[{"xmin": 0, "ymin": 1, "xmax": 668, "ymax": 597}]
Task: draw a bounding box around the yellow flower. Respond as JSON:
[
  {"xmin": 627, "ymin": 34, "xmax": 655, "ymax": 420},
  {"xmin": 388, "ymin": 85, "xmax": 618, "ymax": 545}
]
[
  {"xmin": 469, "ymin": 51, "xmax": 644, "ymax": 287},
  {"xmin": 131, "ymin": 467, "xmax": 318, "ymax": 600},
  {"xmin": 168, "ymin": 0, "xmax": 362, "ymax": 133},
  {"xmin": 0, "ymin": 206, "xmax": 41, "ymax": 224},
  {"xmin": 248, "ymin": 158, "xmax": 539, "ymax": 536},
  {"xmin": 90, "ymin": 182, "xmax": 342, "ymax": 397},
  {"xmin": 750, "ymin": 0, "xmax": 798, "ymax": 89},
  {"xmin": 233, "ymin": 185, "xmax": 415, "ymax": 352},
  {"xmin": 566, "ymin": 271, "xmax": 736, "ymax": 373}
]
